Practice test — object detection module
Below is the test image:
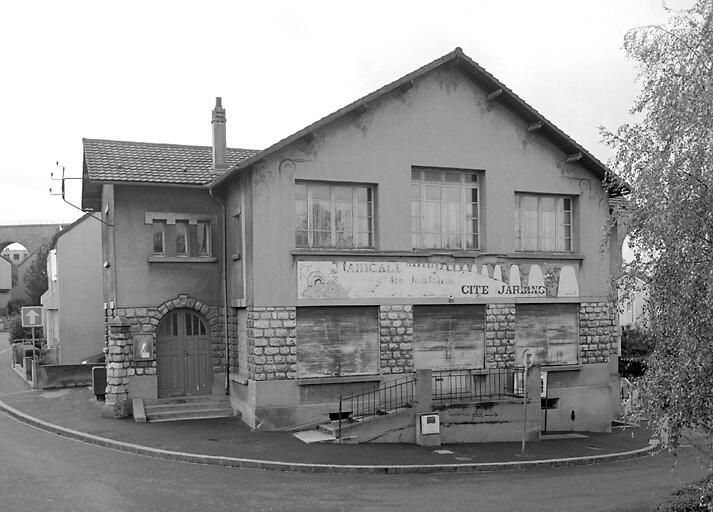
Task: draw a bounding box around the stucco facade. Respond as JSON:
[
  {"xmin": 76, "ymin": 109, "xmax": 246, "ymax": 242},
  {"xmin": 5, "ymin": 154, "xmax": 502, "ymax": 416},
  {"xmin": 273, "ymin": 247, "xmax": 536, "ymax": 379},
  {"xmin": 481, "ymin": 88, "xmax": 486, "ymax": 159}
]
[
  {"xmin": 82, "ymin": 49, "xmax": 622, "ymax": 437},
  {"xmin": 41, "ymin": 214, "xmax": 104, "ymax": 364},
  {"xmin": 215, "ymin": 60, "xmax": 621, "ymax": 433}
]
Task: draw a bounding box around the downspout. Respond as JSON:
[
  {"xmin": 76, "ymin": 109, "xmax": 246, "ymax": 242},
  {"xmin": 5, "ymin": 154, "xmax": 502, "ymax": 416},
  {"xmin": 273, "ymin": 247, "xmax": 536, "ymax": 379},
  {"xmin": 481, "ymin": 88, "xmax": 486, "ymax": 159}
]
[{"xmin": 209, "ymin": 187, "xmax": 231, "ymax": 395}]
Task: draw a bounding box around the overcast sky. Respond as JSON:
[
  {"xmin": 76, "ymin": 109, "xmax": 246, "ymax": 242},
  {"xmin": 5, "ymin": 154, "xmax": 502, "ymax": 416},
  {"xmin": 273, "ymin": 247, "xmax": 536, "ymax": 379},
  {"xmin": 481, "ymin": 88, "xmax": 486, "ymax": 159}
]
[{"xmin": 0, "ymin": 0, "xmax": 692, "ymax": 227}]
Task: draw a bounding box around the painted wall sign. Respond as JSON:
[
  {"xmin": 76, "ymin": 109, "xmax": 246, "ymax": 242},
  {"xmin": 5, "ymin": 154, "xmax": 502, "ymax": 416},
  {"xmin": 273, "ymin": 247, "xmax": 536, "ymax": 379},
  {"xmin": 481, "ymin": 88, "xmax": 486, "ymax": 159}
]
[{"xmin": 297, "ymin": 261, "xmax": 579, "ymax": 300}]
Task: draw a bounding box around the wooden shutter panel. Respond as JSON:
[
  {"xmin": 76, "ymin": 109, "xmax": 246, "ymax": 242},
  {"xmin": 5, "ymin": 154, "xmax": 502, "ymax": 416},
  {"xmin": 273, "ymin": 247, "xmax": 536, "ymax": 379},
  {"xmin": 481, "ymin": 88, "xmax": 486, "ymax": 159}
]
[
  {"xmin": 296, "ymin": 306, "xmax": 378, "ymax": 378},
  {"xmin": 413, "ymin": 305, "xmax": 485, "ymax": 369},
  {"xmin": 515, "ymin": 304, "xmax": 578, "ymax": 365}
]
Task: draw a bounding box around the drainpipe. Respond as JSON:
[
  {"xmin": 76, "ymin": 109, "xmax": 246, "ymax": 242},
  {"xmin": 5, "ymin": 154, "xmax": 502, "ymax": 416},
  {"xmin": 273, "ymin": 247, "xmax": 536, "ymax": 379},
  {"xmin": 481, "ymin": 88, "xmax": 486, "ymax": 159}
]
[{"xmin": 210, "ymin": 188, "xmax": 231, "ymax": 395}]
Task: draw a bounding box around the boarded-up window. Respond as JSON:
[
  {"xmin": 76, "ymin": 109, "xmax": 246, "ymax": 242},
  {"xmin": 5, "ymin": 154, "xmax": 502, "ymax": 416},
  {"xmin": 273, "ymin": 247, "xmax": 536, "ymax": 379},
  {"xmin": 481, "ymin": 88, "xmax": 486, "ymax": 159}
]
[
  {"xmin": 515, "ymin": 304, "xmax": 578, "ymax": 365},
  {"xmin": 413, "ymin": 305, "xmax": 485, "ymax": 369},
  {"xmin": 296, "ymin": 307, "xmax": 379, "ymax": 378}
]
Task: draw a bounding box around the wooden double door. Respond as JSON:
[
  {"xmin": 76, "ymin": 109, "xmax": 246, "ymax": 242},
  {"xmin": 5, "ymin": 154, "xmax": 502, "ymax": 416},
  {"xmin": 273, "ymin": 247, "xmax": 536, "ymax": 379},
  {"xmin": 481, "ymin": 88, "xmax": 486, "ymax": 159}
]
[{"xmin": 156, "ymin": 309, "xmax": 213, "ymax": 398}]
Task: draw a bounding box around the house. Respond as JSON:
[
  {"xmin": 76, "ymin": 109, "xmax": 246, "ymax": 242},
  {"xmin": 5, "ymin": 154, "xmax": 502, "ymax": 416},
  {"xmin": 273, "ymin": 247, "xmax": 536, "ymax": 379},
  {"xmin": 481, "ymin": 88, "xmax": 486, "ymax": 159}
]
[
  {"xmin": 40, "ymin": 214, "xmax": 104, "ymax": 364},
  {"xmin": 0, "ymin": 255, "xmax": 11, "ymax": 315},
  {"xmin": 1, "ymin": 244, "xmax": 29, "ymax": 264},
  {"xmin": 82, "ymin": 48, "xmax": 623, "ymax": 439},
  {"xmin": 619, "ymin": 277, "xmax": 648, "ymax": 330}
]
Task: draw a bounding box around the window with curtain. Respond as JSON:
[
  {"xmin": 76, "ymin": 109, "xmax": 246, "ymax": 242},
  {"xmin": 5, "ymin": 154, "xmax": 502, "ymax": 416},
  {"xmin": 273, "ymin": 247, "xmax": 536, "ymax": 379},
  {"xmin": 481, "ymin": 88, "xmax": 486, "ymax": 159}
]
[
  {"xmin": 514, "ymin": 194, "xmax": 573, "ymax": 252},
  {"xmin": 411, "ymin": 167, "xmax": 480, "ymax": 250},
  {"xmin": 295, "ymin": 182, "xmax": 374, "ymax": 249}
]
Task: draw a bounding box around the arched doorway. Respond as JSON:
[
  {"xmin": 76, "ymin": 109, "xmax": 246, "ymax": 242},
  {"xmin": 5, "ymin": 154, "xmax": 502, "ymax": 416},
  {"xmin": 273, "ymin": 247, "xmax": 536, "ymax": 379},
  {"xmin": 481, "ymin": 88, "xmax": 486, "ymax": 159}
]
[{"xmin": 156, "ymin": 309, "xmax": 213, "ymax": 398}]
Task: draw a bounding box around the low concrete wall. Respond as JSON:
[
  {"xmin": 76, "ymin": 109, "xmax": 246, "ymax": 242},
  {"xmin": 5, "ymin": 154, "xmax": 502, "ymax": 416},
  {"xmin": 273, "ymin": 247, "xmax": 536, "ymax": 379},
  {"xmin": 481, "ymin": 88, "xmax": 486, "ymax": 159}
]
[{"xmin": 31, "ymin": 362, "xmax": 94, "ymax": 389}]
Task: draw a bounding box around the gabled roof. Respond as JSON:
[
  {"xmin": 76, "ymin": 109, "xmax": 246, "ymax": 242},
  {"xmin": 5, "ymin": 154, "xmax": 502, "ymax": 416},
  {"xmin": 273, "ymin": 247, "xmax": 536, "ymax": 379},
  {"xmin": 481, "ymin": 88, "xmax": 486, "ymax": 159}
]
[
  {"xmin": 49, "ymin": 213, "xmax": 93, "ymax": 250},
  {"xmin": 210, "ymin": 47, "xmax": 621, "ymax": 192},
  {"xmin": 83, "ymin": 138, "xmax": 258, "ymax": 185}
]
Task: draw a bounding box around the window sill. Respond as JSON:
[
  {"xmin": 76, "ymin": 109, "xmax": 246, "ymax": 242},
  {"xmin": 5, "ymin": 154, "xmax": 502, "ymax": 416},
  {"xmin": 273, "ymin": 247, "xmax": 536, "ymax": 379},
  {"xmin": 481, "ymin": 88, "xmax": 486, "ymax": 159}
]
[
  {"xmin": 291, "ymin": 249, "xmax": 483, "ymax": 258},
  {"xmin": 507, "ymin": 252, "xmax": 584, "ymax": 260},
  {"xmin": 148, "ymin": 256, "xmax": 217, "ymax": 263},
  {"xmin": 297, "ymin": 375, "xmax": 382, "ymax": 386}
]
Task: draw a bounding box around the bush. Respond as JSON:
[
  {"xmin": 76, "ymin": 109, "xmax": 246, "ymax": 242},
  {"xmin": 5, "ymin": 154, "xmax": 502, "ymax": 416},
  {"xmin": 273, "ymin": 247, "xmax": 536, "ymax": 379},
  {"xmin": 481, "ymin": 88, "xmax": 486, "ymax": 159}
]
[
  {"xmin": 6, "ymin": 298, "xmax": 27, "ymax": 316},
  {"xmin": 621, "ymin": 328, "xmax": 654, "ymax": 358},
  {"xmin": 651, "ymin": 475, "xmax": 713, "ymax": 511},
  {"xmin": 619, "ymin": 357, "xmax": 648, "ymax": 379},
  {"xmin": 7, "ymin": 315, "xmax": 42, "ymax": 343}
]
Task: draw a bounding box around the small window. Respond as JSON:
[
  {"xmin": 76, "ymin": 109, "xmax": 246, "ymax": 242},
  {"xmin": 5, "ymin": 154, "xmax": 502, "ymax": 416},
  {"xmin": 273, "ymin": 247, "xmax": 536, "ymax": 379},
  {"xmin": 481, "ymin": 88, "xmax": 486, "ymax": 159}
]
[
  {"xmin": 197, "ymin": 221, "xmax": 210, "ymax": 256},
  {"xmin": 175, "ymin": 221, "xmax": 188, "ymax": 256},
  {"xmin": 295, "ymin": 182, "xmax": 374, "ymax": 249},
  {"xmin": 152, "ymin": 221, "xmax": 166, "ymax": 255},
  {"xmin": 146, "ymin": 212, "xmax": 213, "ymax": 259},
  {"xmin": 515, "ymin": 193, "xmax": 573, "ymax": 252}
]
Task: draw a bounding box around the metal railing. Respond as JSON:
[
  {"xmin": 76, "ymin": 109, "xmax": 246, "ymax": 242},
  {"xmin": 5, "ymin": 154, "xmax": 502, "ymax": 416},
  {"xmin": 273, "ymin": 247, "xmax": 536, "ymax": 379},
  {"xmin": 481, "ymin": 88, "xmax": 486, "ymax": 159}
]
[
  {"xmin": 432, "ymin": 367, "xmax": 524, "ymax": 405},
  {"xmin": 337, "ymin": 375, "xmax": 417, "ymax": 437}
]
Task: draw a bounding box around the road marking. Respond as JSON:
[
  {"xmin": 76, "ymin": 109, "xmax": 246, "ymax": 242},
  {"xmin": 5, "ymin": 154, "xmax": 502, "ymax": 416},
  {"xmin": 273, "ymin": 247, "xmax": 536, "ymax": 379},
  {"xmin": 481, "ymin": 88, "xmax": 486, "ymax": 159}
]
[{"xmin": 0, "ymin": 349, "xmax": 7, "ymax": 355}]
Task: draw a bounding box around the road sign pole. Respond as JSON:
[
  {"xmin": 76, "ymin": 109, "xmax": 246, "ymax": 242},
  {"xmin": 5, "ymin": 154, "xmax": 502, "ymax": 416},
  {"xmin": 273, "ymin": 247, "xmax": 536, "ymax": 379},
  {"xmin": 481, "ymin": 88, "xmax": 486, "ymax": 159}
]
[
  {"xmin": 519, "ymin": 348, "xmax": 534, "ymax": 458},
  {"xmin": 521, "ymin": 364, "xmax": 528, "ymax": 457}
]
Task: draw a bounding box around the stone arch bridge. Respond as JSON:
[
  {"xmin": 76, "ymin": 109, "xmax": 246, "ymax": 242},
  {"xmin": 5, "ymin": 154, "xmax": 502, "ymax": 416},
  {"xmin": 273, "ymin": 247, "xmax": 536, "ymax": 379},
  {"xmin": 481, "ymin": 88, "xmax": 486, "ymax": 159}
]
[{"xmin": 0, "ymin": 223, "xmax": 68, "ymax": 255}]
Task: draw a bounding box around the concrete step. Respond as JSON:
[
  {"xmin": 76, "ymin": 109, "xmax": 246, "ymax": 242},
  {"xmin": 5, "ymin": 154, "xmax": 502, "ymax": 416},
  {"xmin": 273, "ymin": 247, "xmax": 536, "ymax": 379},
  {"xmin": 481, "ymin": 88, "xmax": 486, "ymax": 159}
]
[
  {"xmin": 141, "ymin": 396, "xmax": 234, "ymax": 422},
  {"xmin": 144, "ymin": 400, "xmax": 230, "ymax": 413},
  {"xmin": 293, "ymin": 429, "xmax": 337, "ymax": 444},
  {"xmin": 147, "ymin": 407, "xmax": 234, "ymax": 422}
]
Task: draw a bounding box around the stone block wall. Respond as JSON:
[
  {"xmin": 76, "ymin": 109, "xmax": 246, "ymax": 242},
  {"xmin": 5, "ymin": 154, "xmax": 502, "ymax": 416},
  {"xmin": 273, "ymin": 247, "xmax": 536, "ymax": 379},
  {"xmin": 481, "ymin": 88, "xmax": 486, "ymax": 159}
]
[
  {"xmin": 485, "ymin": 303, "xmax": 515, "ymax": 369},
  {"xmin": 113, "ymin": 295, "xmax": 229, "ymax": 375},
  {"xmin": 246, "ymin": 306, "xmax": 297, "ymax": 381},
  {"xmin": 102, "ymin": 295, "xmax": 230, "ymax": 418},
  {"xmin": 579, "ymin": 302, "xmax": 620, "ymax": 364},
  {"xmin": 379, "ymin": 305, "xmax": 414, "ymax": 374}
]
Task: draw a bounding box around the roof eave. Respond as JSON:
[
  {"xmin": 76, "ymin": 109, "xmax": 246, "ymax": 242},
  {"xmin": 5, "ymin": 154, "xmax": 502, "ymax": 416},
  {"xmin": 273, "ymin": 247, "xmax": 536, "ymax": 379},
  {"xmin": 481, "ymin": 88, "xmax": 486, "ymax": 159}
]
[{"xmin": 209, "ymin": 47, "xmax": 616, "ymax": 192}]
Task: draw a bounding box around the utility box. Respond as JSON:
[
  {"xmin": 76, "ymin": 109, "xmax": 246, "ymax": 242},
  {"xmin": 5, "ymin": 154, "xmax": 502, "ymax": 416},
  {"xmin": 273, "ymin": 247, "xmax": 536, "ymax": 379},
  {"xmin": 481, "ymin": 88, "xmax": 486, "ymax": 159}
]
[
  {"xmin": 416, "ymin": 412, "xmax": 441, "ymax": 447},
  {"xmin": 420, "ymin": 413, "xmax": 440, "ymax": 434},
  {"xmin": 92, "ymin": 366, "xmax": 107, "ymax": 401}
]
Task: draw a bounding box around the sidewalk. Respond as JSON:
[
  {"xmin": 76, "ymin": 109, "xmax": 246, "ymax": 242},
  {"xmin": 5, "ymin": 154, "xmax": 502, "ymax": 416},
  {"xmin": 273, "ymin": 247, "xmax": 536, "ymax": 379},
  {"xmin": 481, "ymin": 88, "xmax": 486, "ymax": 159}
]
[{"xmin": 0, "ymin": 347, "xmax": 654, "ymax": 473}]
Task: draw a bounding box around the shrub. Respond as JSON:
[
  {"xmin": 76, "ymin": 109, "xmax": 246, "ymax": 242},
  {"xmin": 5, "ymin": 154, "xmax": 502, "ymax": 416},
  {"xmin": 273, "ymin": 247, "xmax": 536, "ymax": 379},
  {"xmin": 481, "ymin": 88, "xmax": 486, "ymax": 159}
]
[
  {"xmin": 6, "ymin": 298, "xmax": 27, "ymax": 316},
  {"xmin": 651, "ymin": 475, "xmax": 713, "ymax": 511},
  {"xmin": 7, "ymin": 315, "xmax": 42, "ymax": 343}
]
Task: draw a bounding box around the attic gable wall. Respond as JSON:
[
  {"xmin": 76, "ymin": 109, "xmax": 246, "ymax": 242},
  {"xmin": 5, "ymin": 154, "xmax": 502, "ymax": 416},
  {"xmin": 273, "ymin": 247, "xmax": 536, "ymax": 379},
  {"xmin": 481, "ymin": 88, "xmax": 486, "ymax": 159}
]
[{"xmin": 241, "ymin": 66, "xmax": 610, "ymax": 305}]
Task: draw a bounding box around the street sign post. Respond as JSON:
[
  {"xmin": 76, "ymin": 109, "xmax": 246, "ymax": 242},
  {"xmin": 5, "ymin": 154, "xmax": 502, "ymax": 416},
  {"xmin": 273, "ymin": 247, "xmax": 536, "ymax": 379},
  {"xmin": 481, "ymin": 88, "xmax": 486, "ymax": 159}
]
[
  {"xmin": 21, "ymin": 306, "xmax": 43, "ymax": 328},
  {"xmin": 521, "ymin": 348, "xmax": 535, "ymax": 457},
  {"xmin": 21, "ymin": 306, "xmax": 43, "ymax": 347}
]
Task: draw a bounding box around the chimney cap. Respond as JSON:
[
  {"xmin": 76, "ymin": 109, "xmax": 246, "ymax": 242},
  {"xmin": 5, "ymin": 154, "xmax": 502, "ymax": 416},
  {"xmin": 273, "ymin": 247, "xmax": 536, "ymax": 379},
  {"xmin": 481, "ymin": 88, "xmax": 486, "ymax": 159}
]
[{"xmin": 212, "ymin": 97, "xmax": 226, "ymax": 123}]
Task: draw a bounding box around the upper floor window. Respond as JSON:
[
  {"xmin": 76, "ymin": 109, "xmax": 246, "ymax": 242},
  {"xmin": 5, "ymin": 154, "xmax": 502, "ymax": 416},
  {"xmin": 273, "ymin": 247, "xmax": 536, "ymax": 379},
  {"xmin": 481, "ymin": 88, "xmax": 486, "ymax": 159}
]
[
  {"xmin": 145, "ymin": 212, "xmax": 216, "ymax": 261},
  {"xmin": 411, "ymin": 167, "xmax": 480, "ymax": 250},
  {"xmin": 295, "ymin": 182, "xmax": 374, "ymax": 249},
  {"xmin": 153, "ymin": 220, "xmax": 166, "ymax": 255},
  {"xmin": 514, "ymin": 194, "xmax": 573, "ymax": 252}
]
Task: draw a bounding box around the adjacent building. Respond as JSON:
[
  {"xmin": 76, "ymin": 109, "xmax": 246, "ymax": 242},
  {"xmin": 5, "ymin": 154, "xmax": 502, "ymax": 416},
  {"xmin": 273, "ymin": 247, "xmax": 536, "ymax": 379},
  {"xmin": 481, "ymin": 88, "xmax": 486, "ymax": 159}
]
[
  {"xmin": 82, "ymin": 48, "xmax": 623, "ymax": 436},
  {"xmin": 0, "ymin": 255, "xmax": 11, "ymax": 315},
  {"xmin": 41, "ymin": 214, "xmax": 104, "ymax": 364}
]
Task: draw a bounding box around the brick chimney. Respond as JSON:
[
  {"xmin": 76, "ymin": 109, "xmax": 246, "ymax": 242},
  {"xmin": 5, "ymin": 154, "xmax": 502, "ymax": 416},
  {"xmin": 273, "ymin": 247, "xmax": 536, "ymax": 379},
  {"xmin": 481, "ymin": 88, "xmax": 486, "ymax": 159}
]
[{"xmin": 212, "ymin": 97, "xmax": 227, "ymax": 173}]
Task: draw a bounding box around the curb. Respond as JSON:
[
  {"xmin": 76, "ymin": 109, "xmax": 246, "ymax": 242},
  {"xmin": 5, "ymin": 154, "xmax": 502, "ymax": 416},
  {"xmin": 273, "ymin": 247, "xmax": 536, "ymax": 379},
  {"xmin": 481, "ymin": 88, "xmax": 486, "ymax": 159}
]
[{"xmin": 0, "ymin": 399, "xmax": 658, "ymax": 474}]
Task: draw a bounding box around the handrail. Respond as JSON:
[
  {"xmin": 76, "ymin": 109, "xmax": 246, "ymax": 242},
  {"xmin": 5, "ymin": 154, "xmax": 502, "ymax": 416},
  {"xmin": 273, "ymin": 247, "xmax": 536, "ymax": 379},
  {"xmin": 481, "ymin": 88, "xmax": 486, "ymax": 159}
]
[
  {"xmin": 432, "ymin": 367, "xmax": 524, "ymax": 405},
  {"xmin": 334, "ymin": 367, "xmax": 526, "ymax": 439},
  {"xmin": 337, "ymin": 374, "xmax": 417, "ymax": 438}
]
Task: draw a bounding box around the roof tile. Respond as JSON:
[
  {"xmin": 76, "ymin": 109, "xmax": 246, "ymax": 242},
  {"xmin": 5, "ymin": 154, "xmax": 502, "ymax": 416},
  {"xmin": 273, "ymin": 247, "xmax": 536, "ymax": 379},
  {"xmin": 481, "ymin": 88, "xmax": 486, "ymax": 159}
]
[{"xmin": 83, "ymin": 139, "xmax": 259, "ymax": 185}]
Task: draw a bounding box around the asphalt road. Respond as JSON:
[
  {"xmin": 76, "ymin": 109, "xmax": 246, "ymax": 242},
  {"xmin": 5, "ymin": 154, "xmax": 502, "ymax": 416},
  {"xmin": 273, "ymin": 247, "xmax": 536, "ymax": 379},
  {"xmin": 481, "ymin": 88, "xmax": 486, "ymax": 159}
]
[{"xmin": 0, "ymin": 409, "xmax": 709, "ymax": 512}]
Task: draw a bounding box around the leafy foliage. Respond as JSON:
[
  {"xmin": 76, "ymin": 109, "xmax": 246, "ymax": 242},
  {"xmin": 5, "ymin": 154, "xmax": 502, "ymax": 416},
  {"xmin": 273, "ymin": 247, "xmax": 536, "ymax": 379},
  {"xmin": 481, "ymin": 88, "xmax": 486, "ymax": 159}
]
[
  {"xmin": 7, "ymin": 315, "xmax": 40, "ymax": 343},
  {"xmin": 6, "ymin": 298, "xmax": 27, "ymax": 316},
  {"xmin": 602, "ymin": 0, "xmax": 713, "ymax": 461}
]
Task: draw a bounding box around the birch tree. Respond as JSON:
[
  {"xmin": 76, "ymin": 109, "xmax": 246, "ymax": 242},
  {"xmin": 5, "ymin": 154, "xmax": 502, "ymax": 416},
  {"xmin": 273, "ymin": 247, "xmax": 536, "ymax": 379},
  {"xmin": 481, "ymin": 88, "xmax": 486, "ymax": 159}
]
[{"xmin": 603, "ymin": 0, "xmax": 713, "ymax": 461}]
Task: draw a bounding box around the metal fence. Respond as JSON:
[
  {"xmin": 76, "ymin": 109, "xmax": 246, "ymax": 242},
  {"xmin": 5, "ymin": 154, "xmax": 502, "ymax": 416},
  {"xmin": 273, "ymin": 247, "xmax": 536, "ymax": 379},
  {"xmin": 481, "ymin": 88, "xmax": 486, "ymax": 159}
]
[
  {"xmin": 431, "ymin": 367, "xmax": 524, "ymax": 405},
  {"xmin": 337, "ymin": 375, "xmax": 416, "ymax": 434}
]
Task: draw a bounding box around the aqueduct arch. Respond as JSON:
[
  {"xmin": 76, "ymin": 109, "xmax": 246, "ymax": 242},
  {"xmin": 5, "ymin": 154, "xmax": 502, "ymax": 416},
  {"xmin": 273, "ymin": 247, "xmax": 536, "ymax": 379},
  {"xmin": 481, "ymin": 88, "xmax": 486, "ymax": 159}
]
[{"xmin": 0, "ymin": 223, "xmax": 67, "ymax": 255}]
